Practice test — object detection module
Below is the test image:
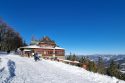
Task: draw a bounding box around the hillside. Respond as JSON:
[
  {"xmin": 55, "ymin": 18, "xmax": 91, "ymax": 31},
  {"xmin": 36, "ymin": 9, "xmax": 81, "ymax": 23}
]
[{"xmin": 0, "ymin": 53, "xmax": 125, "ymax": 83}]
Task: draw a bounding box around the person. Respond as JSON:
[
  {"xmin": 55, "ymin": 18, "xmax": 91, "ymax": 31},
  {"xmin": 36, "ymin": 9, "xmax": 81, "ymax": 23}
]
[
  {"xmin": 33, "ymin": 52, "xmax": 40, "ymax": 61},
  {"xmin": 32, "ymin": 52, "xmax": 36, "ymax": 61},
  {"xmin": 36, "ymin": 53, "xmax": 40, "ymax": 61},
  {"xmin": 7, "ymin": 50, "xmax": 10, "ymax": 54}
]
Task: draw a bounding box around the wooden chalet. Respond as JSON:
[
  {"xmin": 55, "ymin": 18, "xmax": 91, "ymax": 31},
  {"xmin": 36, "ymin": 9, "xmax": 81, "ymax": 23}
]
[{"xmin": 20, "ymin": 36, "xmax": 65, "ymax": 59}]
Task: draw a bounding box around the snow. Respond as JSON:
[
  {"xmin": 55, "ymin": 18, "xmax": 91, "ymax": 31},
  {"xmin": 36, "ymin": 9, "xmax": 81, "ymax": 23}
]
[
  {"xmin": 0, "ymin": 53, "xmax": 125, "ymax": 83},
  {"xmin": 20, "ymin": 45, "xmax": 64, "ymax": 49},
  {"xmin": 54, "ymin": 47, "xmax": 64, "ymax": 49},
  {"xmin": 39, "ymin": 46, "xmax": 64, "ymax": 49},
  {"xmin": 20, "ymin": 45, "xmax": 41, "ymax": 48},
  {"xmin": 121, "ymin": 63, "xmax": 125, "ymax": 66},
  {"xmin": 23, "ymin": 49, "xmax": 31, "ymax": 52}
]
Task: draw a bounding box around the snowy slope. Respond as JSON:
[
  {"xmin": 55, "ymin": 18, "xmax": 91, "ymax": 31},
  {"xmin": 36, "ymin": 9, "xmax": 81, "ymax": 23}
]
[{"xmin": 0, "ymin": 54, "xmax": 125, "ymax": 83}]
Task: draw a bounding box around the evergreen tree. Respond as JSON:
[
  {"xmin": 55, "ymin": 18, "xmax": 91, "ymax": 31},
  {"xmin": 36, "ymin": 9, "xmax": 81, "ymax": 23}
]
[
  {"xmin": 71, "ymin": 54, "xmax": 76, "ymax": 61},
  {"xmin": 66, "ymin": 52, "xmax": 72, "ymax": 60},
  {"xmin": 97, "ymin": 57, "xmax": 106, "ymax": 74},
  {"xmin": 106, "ymin": 60, "xmax": 125, "ymax": 80},
  {"xmin": 107, "ymin": 60, "xmax": 119, "ymax": 77},
  {"xmin": 66, "ymin": 55, "xmax": 72, "ymax": 60},
  {"xmin": 79, "ymin": 56, "xmax": 97, "ymax": 72},
  {"xmin": 79, "ymin": 56, "xmax": 89, "ymax": 64},
  {"xmin": 79, "ymin": 56, "xmax": 85, "ymax": 63},
  {"xmin": 87, "ymin": 61, "xmax": 97, "ymax": 72}
]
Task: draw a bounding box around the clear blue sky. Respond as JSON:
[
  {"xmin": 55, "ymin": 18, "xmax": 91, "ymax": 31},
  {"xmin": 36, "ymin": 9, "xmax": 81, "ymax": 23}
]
[{"xmin": 0, "ymin": 0, "xmax": 125, "ymax": 55}]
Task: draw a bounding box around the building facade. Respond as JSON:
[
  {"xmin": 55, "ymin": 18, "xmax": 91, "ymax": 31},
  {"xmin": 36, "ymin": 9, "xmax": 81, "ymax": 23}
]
[{"xmin": 20, "ymin": 36, "xmax": 65, "ymax": 59}]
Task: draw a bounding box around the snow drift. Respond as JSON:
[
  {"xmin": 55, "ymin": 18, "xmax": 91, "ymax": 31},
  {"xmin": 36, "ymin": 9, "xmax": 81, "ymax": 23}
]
[{"xmin": 0, "ymin": 53, "xmax": 125, "ymax": 83}]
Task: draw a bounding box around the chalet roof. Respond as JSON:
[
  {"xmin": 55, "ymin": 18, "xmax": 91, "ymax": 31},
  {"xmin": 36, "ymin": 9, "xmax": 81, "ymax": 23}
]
[
  {"xmin": 30, "ymin": 40, "xmax": 39, "ymax": 45},
  {"xmin": 20, "ymin": 45, "xmax": 64, "ymax": 50},
  {"xmin": 40, "ymin": 46, "xmax": 64, "ymax": 50},
  {"xmin": 40, "ymin": 36, "xmax": 56, "ymax": 44},
  {"xmin": 20, "ymin": 45, "xmax": 41, "ymax": 49}
]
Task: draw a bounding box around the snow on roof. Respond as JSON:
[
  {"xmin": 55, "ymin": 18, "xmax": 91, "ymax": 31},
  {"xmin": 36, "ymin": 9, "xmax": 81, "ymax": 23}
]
[
  {"xmin": 40, "ymin": 46, "xmax": 64, "ymax": 50},
  {"xmin": 63, "ymin": 60, "xmax": 73, "ymax": 63},
  {"xmin": 20, "ymin": 45, "xmax": 64, "ymax": 50},
  {"xmin": 23, "ymin": 49, "xmax": 31, "ymax": 51},
  {"xmin": 20, "ymin": 45, "xmax": 41, "ymax": 49},
  {"xmin": 73, "ymin": 61, "xmax": 80, "ymax": 64},
  {"xmin": 63, "ymin": 60, "xmax": 80, "ymax": 63},
  {"xmin": 54, "ymin": 47, "xmax": 64, "ymax": 49}
]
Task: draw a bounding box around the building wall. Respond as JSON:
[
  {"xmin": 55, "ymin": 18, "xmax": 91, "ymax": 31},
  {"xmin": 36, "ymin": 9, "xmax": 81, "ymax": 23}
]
[
  {"xmin": 34, "ymin": 48, "xmax": 65, "ymax": 59},
  {"xmin": 39, "ymin": 42, "xmax": 56, "ymax": 47},
  {"xmin": 42, "ymin": 56, "xmax": 65, "ymax": 59}
]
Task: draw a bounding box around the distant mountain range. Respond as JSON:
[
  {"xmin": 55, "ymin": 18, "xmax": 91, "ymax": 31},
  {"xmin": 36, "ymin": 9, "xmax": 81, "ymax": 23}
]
[{"xmin": 82, "ymin": 54, "xmax": 125, "ymax": 67}]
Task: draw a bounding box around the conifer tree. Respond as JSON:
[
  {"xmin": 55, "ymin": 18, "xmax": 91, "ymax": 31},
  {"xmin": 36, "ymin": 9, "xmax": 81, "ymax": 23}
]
[
  {"xmin": 107, "ymin": 60, "xmax": 119, "ymax": 77},
  {"xmin": 79, "ymin": 56, "xmax": 85, "ymax": 63},
  {"xmin": 87, "ymin": 61, "xmax": 97, "ymax": 72},
  {"xmin": 97, "ymin": 57, "xmax": 106, "ymax": 74},
  {"xmin": 67, "ymin": 55, "xmax": 72, "ymax": 60},
  {"xmin": 66, "ymin": 52, "xmax": 72, "ymax": 60},
  {"xmin": 71, "ymin": 54, "xmax": 76, "ymax": 61}
]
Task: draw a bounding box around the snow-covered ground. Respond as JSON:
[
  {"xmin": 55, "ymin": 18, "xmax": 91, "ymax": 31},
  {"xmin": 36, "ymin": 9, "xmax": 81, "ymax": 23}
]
[{"xmin": 0, "ymin": 53, "xmax": 125, "ymax": 83}]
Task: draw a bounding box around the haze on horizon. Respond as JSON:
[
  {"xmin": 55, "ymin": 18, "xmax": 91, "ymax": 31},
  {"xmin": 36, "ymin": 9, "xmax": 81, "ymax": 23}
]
[{"xmin": 0, "ymin": 0, "xmax": 125, "ymax": 55}]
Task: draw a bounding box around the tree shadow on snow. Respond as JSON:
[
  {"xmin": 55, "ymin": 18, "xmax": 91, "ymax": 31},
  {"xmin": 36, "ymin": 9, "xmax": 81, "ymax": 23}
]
[
  {"xmin": 0, "ymin": 67, "xmax": 5, "ymax": 78},
  {"xmin": 4, "ymin": 60, "xmax": 16, "ymax": 83},
  {"xmin": 7, "ymin": 60, "xmax": 16, "ymax": 77}
]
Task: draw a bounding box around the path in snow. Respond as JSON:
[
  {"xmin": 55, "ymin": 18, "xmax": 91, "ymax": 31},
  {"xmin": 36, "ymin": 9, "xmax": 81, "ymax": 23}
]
[{"xmin": 0, "ymin": 54, "xmax": 125, "ymax": 83}]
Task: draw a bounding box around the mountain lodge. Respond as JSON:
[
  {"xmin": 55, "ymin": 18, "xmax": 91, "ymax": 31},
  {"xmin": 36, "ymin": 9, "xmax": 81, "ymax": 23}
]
[{"xmin": 20, "ymin": 36, "xmax": 65, "ymax": 59}]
